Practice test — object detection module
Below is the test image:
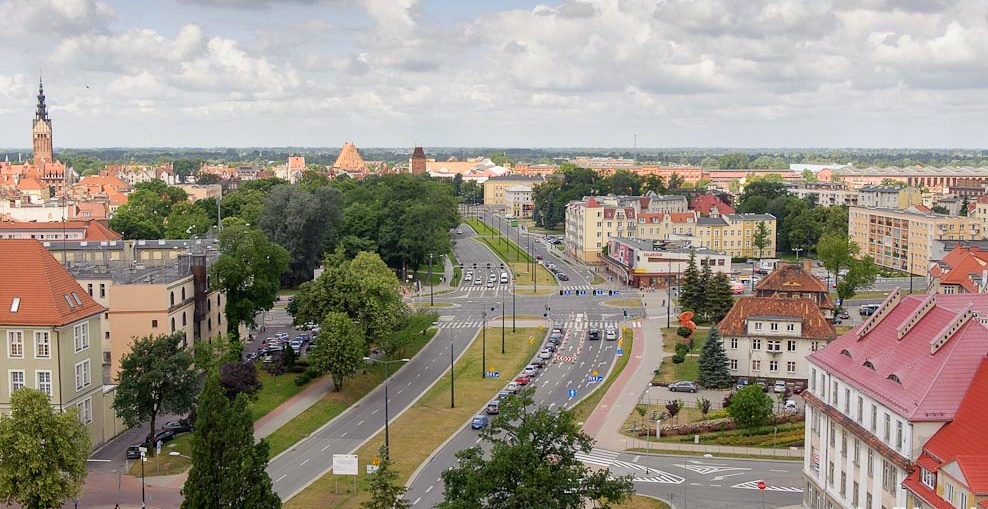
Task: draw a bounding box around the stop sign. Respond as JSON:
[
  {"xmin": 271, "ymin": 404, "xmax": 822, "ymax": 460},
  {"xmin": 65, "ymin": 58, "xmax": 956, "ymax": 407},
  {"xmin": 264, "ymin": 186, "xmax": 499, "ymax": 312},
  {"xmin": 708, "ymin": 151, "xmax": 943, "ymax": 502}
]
[{"xmin": 757, "ymin": 481, "xmax": 767, "ymax": 490}]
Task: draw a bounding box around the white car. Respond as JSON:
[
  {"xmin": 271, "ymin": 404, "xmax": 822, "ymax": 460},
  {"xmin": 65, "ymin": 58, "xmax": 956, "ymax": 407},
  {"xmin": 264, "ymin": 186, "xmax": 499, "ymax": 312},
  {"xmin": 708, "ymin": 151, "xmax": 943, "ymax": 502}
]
[
  {"xmin": 464, "ymin": 273, "xmax": 472, "ymax": 281},
  {"xmin": 539, "ymin": 349, "xmax": 552, "ymax": 360},
  {"xmin": 773, "ymin": 381, "xmax": 788, "ymax": 393},
  {"xmin": 506, "ymin": 381, "xmax": 521, "ymax": 394},
  {"xmin": 523, "ymin": 365, "xmax": 538, "ymax": 376},
  {"xmin": 604, "ymin": 328, "xmax": 618, "ymax": 340}
]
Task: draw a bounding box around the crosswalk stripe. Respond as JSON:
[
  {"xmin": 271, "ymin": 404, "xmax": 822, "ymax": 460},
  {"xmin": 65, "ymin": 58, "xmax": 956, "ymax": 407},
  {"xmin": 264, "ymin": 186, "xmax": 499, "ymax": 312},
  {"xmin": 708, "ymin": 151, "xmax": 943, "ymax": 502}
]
[{"xmin": 732, "ymin": 481, "xmax": 803, "ymax": 493}]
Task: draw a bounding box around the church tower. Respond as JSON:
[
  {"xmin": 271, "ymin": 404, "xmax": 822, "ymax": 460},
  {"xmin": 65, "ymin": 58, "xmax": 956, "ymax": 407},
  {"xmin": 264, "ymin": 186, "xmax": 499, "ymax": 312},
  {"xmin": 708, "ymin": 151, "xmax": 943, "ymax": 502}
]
[
  {"xmin": 32, "ymin": 77, "xmax": 53, "ymax": 164},
  {"xmin": 411, "ymin": 146, "xmax": 426, "ymax": 174}
]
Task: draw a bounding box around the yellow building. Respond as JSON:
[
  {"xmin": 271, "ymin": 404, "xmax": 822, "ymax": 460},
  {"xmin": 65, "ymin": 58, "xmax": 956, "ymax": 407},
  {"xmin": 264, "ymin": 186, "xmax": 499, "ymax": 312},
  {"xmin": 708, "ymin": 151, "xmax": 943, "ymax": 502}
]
[
  {"xmin": 563, "ymin": 194, "xmax": 690, "ymax": 262},
  {"xmin": 691, "ymin": 213, "xmax": 778, "ymax": 259},
  {"xmin": 848, "ymin": 206, "xmax": 983, "ymax": 275},
  {"xmin": 482, "ymin": 175, "xmax": 546, "ymax": 208}
]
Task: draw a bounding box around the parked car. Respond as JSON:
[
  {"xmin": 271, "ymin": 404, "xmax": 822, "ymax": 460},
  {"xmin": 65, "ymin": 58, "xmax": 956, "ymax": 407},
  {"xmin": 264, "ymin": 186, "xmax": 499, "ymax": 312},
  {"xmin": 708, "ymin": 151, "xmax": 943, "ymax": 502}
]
[
  {"xmin": 735, "ymin": 377, "xmax": 749, "ymax": 390},
  {"xmin": 557, "ymin": 273, "xmax": 570, "ymax": 281},
  {"xmin": 163, "ymin": 420, "xmax": 194, "ymax": 434},
  {"xmin": 539, "ymin": 348, "xmax": 553, "ymax": 360},
  {"xmin": 773, "ymin": 381, "xmax": 787, "ymax": 394},
  {"xmin": 793, "ymin": 382, "xmax": 806, "ymax": 394},
  {"xmin": 838, "ymin": 309, "xmax": 850, "ymax": 319},
  {"xmin": 829, "ymin": 316, "xmax": 843, "ymax": 324},
  {"xmin": 531, "ymin": 358, "xmax": 546, "ymax": 369},
  {"xmin": 506, "ymin": 381, "xmax": 521, "ymax": 394},
  {"xmin": 860, "ymin": 304, "xmax": 879, "ymax": 316},
  {"xmin": 144, "ymin": 429, "xmax": 176, "ymax": 448},
  {"xmin": 523, "ymin": 365, "xmax": 539, "ymax": 376},
  {"xmin": 668, "ymin": 381, "xmax": 698, "ymax": 393},
  {"xmin": 784, "ymin": 399, "xmax": 798, "ymax": 413},
  {"xmin": 755, "ymin": 378, "xmax": 769, "ymax": 392},
  {"xmin": 515, "ymin": 375, "xmax": 532, "ymax": 386},
  {"xmin": 471, "ymin": 415, "xmax": 489, "ymax": 429}
]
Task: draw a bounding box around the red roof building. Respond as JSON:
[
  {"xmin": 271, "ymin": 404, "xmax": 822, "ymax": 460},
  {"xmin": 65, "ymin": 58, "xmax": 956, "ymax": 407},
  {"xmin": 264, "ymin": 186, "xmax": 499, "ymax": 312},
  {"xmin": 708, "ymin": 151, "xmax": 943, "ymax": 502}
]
[
  {"xmin": 802, "ymin": 290, "xmax": 988, "ymax": 509},
  {"xmin": 902, "ymin": 359, "xmax": 988, "ymax": 509},
  {"xmin": 929, "ymin": 245, "xmax": 988, "ymax": 294},
  {"xmin": 0, "ymin": 220, "xmax": 121, "ymax": 242},
  {"xmin": 690, "ymin": 194, "xmax": 735, "ymax": 217}
]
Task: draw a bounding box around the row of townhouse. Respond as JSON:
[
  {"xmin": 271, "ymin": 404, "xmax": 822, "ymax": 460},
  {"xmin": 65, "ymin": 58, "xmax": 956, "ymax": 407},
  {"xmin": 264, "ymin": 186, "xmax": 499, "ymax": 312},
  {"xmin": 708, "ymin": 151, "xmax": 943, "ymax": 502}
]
[{"xmin": 803, "ymin": 290, "xmax": 988, "ymax": 509}]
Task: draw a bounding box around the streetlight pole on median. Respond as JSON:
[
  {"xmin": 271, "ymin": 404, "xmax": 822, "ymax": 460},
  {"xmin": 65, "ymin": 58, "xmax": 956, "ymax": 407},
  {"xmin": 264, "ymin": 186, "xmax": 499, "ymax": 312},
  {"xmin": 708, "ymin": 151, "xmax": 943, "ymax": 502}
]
[
  {"xmin": 363, "ymin": 357, "xmax": 410, "ymax": 459},
  {"xmin": 482, "ymin": 310, "xmax": 487, "ymax": 378},
  {"xmin": 512, "ymin": 278, "xmax": 516, "ymax": 333},
  {"xmin": 501, "ymin": 297, "xmax": 506, "ymax": 354},
  {"xmin": 449, "ymin": 327, "xmax": 455, "ymax": 408},
  {"xmin": 429, "ymin": 251, "xmax": 434, "ymax": 307}
]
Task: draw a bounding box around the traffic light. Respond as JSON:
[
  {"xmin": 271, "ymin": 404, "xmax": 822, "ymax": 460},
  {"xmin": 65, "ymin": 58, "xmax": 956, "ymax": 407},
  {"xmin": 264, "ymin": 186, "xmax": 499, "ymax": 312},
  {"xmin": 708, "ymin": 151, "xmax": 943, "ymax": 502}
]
[
  {"xmin": 608, "ymin": 290, "xmax": 614, "ymax": 296},
  {"xmin": 473, "ymin": 262, "xmax": 477, "ymax": 269},
  {"xmin": 559, "ymin": 290, "xmax": 564, "ymax": 295},
  {"xmin": 486, "ymin": 262, "xmax": 491, "ymax": 269},
  {"xmin": 623, "ymin": 308, "xmax": 628, "ymax": 318}
]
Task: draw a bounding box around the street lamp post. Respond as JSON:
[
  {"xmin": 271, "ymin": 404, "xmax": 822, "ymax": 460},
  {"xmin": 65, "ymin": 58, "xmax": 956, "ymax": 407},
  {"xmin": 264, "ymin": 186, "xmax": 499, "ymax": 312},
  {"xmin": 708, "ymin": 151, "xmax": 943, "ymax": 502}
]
[
  {"xmin": 429, "ymin": 252, "xmax": 434, "ymax": 307},
  {"xmin": 482, "ymin": 311, "xmax": 487, "ymax": 378},
  {"xmin": 140, "ymin": 448, "xmax": 146, "ymax": 508},
  {"xmin": 449, "ymin": 328, "xmax": 455, "ymax": 408},
  {"xmin": 666, "ymin": 260, "xmax": 672, "ymax": 329},
  {"xmin": 363, "ymin": 357, "xmax": 410, "ymax": 459},
  {"xmin": 501, "ymin": 297, "xmax": 506, "ymax": 354},
  {"xmin": 793, "ymin": 247, "xmax": 804, "ymax": 259},
  {"xmin": 512, "ymin": 278, "xmax": 516, "ymax": 332}
]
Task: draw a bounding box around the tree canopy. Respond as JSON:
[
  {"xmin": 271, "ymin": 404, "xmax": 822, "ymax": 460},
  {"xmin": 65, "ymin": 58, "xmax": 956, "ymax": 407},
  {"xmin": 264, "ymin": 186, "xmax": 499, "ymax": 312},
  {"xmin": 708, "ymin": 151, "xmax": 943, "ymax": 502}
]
[
  {"xmin": 0, "ymin": 389, "xmax": 90, "ymax": 509},
  {"xmin": 112, "ymin": 333, "xmax": 197, "ymax": 455},
  {"xmin": 309, "ymin": 311, "xmax": 365, "ymax": 391},
  {"xmin": 726, "ymin": 385, "xmax": 773, "ymax": 434},
  {"xmin": 438, "ymin": 391, "xmax": 633, "ymax": 509},
  {"xmin": 258, "ymin": 184, "xmax": 343, "ymax": 287},
  {"xmin": 697, "ymin": 324, "xmax": 733, "ymax": 389}
]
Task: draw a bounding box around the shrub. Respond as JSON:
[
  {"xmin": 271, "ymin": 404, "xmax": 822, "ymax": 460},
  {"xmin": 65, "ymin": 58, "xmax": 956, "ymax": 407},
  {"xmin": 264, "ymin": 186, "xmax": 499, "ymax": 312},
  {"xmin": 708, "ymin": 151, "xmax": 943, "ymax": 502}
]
[
  {"xmin": 675, "ymin": 343, "xmax": 690, "ymax": 356},
  {"xmin": 676, "ymin": 326, "xmax": 692, "ymax": 338},
  {"xmin": 671, "ymin": 354, "xmax": 685, "ymax": 364}
]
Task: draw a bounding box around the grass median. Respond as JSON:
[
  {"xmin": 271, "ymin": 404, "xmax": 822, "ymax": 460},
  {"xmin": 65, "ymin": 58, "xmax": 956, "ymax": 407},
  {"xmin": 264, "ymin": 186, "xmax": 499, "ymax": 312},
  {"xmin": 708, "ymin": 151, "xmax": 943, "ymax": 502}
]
[{"xmin": 283, "ymin": 327, "xmax": 539, "ymax": 509}]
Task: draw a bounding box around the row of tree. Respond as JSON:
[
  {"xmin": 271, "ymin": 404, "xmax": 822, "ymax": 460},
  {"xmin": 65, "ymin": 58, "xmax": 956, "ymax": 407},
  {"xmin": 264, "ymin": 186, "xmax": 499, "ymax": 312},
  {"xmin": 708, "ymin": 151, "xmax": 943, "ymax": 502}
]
[{"xmin": 677, "ymin": 250, "xmax": 734, "ymax": 324}]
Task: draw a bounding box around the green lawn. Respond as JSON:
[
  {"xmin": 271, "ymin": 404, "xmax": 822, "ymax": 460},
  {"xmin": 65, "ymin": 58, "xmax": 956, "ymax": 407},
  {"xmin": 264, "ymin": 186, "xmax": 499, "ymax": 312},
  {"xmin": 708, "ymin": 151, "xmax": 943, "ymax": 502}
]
[
  {"xmin": 128, "ymin": 433, "xmax": 193, "ymax": 477},
  {"xmin": 653, "ymin": 328, "xmax": 708, "ymax": 385},
  {"xmin": 251, "ymin": 369, "xmax": 310, "ymax": 421}
]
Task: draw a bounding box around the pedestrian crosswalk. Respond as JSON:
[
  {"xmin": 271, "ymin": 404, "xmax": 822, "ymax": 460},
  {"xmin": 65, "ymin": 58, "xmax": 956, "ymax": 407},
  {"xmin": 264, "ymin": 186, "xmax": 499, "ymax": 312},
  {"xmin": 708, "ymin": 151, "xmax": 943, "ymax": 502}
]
[
  {"xmin": 575, "ymin": 449, "xmax": 684, "ymax": 484},
  {"xmin": 732, "ymin": 480, "xmax": 803, "ymax": 493}
]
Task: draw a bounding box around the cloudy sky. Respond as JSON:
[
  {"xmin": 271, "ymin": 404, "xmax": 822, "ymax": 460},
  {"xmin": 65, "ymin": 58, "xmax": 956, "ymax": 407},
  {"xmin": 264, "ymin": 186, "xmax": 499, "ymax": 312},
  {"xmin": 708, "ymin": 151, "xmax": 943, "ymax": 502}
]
[{"xmin": 1, "ymin": 0, "xmax": 987, "ymax": 149}]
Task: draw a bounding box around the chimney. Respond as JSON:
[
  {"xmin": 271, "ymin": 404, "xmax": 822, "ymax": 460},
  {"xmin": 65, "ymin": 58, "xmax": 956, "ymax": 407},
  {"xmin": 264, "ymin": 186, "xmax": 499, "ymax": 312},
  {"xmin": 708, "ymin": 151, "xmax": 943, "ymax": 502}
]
[{"xmin": 804, "ymin": 259, "xmax": 813, "ymax": 273}]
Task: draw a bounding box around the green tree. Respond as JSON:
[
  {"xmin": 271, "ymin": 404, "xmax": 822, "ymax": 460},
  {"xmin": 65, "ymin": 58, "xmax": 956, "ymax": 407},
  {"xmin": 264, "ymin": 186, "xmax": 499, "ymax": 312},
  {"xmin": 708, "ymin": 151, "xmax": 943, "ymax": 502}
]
[
  {"xmin": 181, "ymin": 375, "xmax": 280, "ymax": 509},
  {"xmin": 292, "ymin": 251, "xmax": 407, "ymax": 349},
  {"xmin": 678, "ymin": 249, "xmax": 702, "ymax": 316},
  {"xmin": 109, "ymin": 181, "xmax": 190, "ymax": 239},
  {"xmin": 164, "ymin": 201, "xmax": 214, "ymax": 239},
  {"xmin": 438, "ymin": 392, "xmax": 634, "ymax": 509},
  {"xmin": 961, "ymin": 196, "xmax": 970, "ymax": 216},
  {"xmin": 704, "ymin": 274, "xmax": 734, "ymax": 322},
  {"xmin": 718, "ymin": 152, "xmax": 750, "ymax": 170},
  {"xmin": 195, "ymin": 172, "xmax": 221, "ymax": 185},
  {"xmin": 259, "ymin": 184, "xmax": 343, "ymax": 287},
  {"xmin": 209, "ymin": 224, "xmax": 290, "ymax": 342},
  {"xmin": 817, "ymin": 233, "xmax": 859, "ymax": 308},
  {"xmin": 362, "ymin": 445, "xmax": 411, "ymax": 509},
  {"xmin": 112, "ymin": 332, "xmax": 197, "ymax": 456},
  {"xmin": 837, "ymin": 255, "xmax": 880, "ymax": 304},
  {"xmin": 309, "ymin": 312, "xmax": 366, "ymax": 391},
  {"xmin": 753, "ymin": 221, "xmax": 770, "ymax": 259},
  {"xmin": 931, "ymin": 205, "xmax": 949, "ymax": 215},
  {"xmin": 880, "ymin": 178, "xmax": 907, "ymax": 188},
  {"xmin": 736, "ymin": 176, "xmax": 788, "ymax": 213},
  {"xmin": 696, "ymin": 258, "xmax": 712, "ymax": 320},
  {"xmin": 697, "ymin": 324, "xmax": 733, "ymax": 389},
  {"xmin": 726, "ymin": 385, "xmax": 773, "ymax": 435},
  {"xmin": 0, "ymin": 389, "xmax": 90, "ymax": 509}
]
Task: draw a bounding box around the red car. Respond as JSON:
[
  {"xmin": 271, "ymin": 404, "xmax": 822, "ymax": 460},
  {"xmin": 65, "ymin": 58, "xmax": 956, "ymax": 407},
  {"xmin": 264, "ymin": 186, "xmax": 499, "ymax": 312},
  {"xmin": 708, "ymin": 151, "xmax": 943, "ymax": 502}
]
[{"xmin": 515, "ymin": 375, "xmax": 532, "ymax": 386}]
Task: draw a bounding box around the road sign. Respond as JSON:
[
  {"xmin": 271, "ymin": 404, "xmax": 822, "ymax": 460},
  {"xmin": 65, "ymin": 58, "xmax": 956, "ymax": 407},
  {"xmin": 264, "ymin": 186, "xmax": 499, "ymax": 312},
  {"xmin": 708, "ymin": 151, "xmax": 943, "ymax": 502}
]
[
  {"xmin": 333, "ymin": 454, "xmax": 359, "ymax": 475},
  {"xmin": 616, "ymin": 348, "xmax": 623, "ymax": 355},
  {"xmin": 564, "ymin": 290, "xmax": 572, "ymax": 295},
  {"xmin": 568, "ymin": 389, "xmax": 577, "ymax": 398},
  {"xmin": 487, "ymin": 371, "xmax": 500, "ymax": 378},
  {"xmin": 588, "ymin": 375, "xmax": 603, "ymax": 383},
  {"xmin": 592, "ymin": 370, "xmax": 599, "ymax": 376},
  {"xmin": 367, "ymin": 465, "xmax": 379, "ymax": 474},
  {"xmin": 528, "ymin": 336, "xmax": 534, "ymax": 345},
  {"xmin": 757, "ymin": 481, "xmax": 766, "ymax": 491},
  {"xmin": 372, "ymin": 457, "xmax": 380, "ymax": 466}
]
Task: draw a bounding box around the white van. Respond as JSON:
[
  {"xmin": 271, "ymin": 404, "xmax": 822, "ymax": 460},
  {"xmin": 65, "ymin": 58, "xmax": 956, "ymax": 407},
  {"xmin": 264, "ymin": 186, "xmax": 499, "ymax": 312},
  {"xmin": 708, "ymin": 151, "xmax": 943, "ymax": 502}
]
[{"xmin": 500, "ymin": 272, "xmax": 509, "ymax": 284}]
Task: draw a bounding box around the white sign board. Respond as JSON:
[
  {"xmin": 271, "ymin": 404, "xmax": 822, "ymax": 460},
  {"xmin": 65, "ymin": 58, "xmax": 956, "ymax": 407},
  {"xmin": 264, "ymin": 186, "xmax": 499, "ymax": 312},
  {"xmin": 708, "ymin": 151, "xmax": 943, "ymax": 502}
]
[
  {"xmin": 332, "ymin": 454, "xmax": 359, "ymax": 476},
  {"xmin": 366, "ymin": 465, "xmax": 379, "ymax": 474}
]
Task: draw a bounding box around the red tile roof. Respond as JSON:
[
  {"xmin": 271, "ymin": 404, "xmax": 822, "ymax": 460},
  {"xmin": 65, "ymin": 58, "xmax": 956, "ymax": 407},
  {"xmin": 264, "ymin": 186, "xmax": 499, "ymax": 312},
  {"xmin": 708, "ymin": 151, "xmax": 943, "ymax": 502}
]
[
  {"xmin": 932, "ymin": 245, "xmax": 988, "ymax": 293},
  {"xmin": 809, "ymin": 292, "xmax": 988, "ymax": 421},
  {"xmin": 755, "ymin": 263, "xmax": 835, "ymax": 309},
  {"xmin": 0, "ymin": 239, "xmax": 105, "ymax": 326},
  {"xmin": 717, "ymin": 297, "xmax": 836, "ymax": 340},
  {"xmin": 0, "ymin": 220, "xmax": 122, "ymax": 241},
  {"xmin": 690, "ymin": 194, "xmax": 735, "ymax": 216}
]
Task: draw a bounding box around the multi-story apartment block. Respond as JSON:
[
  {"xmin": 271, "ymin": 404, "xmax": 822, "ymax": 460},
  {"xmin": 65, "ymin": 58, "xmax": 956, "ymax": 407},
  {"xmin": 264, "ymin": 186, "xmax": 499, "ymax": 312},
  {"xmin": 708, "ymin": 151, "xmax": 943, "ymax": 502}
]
[
  {"xmin": 856, "ymin": 186, "xmax": 922, "ymax": 209},
  {"xmin": 848, "ymin": 206, "xmax": 983, "ymax": 275},
  {"xmin": 791, "ymin": 182, "xmax": 858, "ymax": 208},
  {"xmin": 802, "ymin": 290, "xmax": 988, "ymax": 509},
  {"xmin": 601, "ymin": 238, "xmax": 731, "ymax": 288},
  {"xmin": 483, "ymin": 175, "xmax": 546, "ymax": 208},
  {"xmin": 564, "ymin": 193, "xmax": 689, "ymax": 262},
  {"xmin": 0, "ymin": 239, "xmax": 124, "ymax": 449},
  {"xmin": 504, "ymin": 185, "xmax": 534, "ymax": 218},
  {"xmin": 691, "ymin": 213, "xmax": 778, "ymax": 259}
]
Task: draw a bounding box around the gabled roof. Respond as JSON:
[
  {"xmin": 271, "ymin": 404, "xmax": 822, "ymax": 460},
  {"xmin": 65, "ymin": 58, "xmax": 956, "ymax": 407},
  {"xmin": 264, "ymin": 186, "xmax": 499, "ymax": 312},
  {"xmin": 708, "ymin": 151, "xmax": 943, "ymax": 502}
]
[
  {"xmin": 16, "ymin": 177, "xmax": 43, "ymax": 190},
  {"xmin": 717, "ymin": 297, "xmax": 836, "ymax": 340},
  {"xmin": 0, "ymin": 239, "xmax": 105, "ymax": 326},
  {"xmin": 809, "ymin": 293, "xmax": 988, "ymax": 421},
  {"xmin": 690, "ymin": 194, "xmax": 735, "ymax": 216},
  {"xmin": 932, "ymin": 245, "xmax": 988, "ymax": 293},
  {"xmin": 756, "ymin": 263, "xmax": 830, "ymax": 294},
  {"xmin": 903, "ymin": 359, "xmax": 988, "ymax": 500}
]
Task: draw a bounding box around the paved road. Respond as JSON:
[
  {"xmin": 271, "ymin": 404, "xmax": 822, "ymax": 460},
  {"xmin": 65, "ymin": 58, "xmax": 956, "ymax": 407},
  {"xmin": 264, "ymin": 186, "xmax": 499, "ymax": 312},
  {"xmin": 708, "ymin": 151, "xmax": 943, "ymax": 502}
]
[{"xmin": 404, "ymin": 315, "xmax": 634, "ymax": 508}]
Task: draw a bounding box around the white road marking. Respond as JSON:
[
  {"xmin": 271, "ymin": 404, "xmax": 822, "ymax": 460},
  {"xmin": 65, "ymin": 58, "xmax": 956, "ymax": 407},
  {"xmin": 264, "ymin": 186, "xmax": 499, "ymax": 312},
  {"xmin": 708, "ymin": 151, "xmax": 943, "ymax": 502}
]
[
  {"xmin": 425, "ymin": 485, "xmax": 433, "ymax": 493},
  {"xmin": 275, "ymin": 474, "xmax": 287, "ymax": 483},
  {"xmin": 321, "ymin": 444, "xmax": 332, "ymax": 451},
  {"xmin": 300, "ymin": 459, "xmax": 310, "ymax": 466},
  {"xmin": 413, "ymin": 497, "xmax": 421, "ymax": 505}
]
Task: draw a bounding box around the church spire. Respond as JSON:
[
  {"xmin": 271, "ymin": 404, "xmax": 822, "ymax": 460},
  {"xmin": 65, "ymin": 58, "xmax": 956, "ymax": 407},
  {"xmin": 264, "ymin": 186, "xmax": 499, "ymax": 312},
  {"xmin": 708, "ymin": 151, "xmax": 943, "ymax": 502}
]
[{"xmin": 35, "ymin": 76, "xmax": 49, "ymax": 123}]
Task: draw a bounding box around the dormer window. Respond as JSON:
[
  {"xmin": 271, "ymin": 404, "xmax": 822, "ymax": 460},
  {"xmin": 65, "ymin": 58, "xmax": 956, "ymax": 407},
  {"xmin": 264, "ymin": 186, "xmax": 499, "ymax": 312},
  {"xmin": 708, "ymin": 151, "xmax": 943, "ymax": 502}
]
[
  {"xmin": 840, "ymin": 349, "xmax": 852, "ymax": 358},
  {"xmin": 887, "ymin": 374, "xmax": 902, "ymax": 385},
  {"xmin": 863, "ymin": 360, "xmax": 875, "ymax": 370}
]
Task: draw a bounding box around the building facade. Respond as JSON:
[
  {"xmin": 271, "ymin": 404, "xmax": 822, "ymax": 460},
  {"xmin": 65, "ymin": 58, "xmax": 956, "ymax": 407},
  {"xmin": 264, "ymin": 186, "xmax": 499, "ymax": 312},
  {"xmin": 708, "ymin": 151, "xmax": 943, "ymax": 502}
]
[
  {"xmin": 690, "ymin": 213, "xmax": 778, "ymax": 259},
  {"xmin": 857, "ymin": 186, "xmax": 923, "ymax": 210},
  {"xmin": 600, "ymin": 238, "xmax": 731, "ymax": 289},
  {"xmin": 564, "ymin": 193, "xmax": 689, "ymax": 262},
  {"xmin": 802, "ymin": 291, "xmax": 988, "ymax": 509},
  {"xmin": 0, "ymin": 239, "xmax": 122, "ymax": 449},
  {"xmin": 482, "ymin": 175, "xmax": 545, "ymax": 208},
  {"xmin": 791, "ymin": 183, "xmax": 859, "ymax": 208},
  {"xmin": 848, "ymin": 206, "xmax": 983, "ymax": 275}
]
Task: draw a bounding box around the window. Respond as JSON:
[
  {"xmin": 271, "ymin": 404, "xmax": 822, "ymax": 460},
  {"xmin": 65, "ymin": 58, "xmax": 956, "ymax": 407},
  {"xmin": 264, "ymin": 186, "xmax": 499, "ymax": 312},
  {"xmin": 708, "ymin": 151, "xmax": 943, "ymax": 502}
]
[
  {"xmin": 752, "ymin": 360, "xmax": 761, "ymax": 371},
  {"xmin": 99, "ymin": 283, "xmax": 106, "ymax": 298},
  {"xmin": 769, "ymin": 360, "xmax": 779, "ymax": 372},
  {"xmin": 754, "ymin": 322, "xmax": 763, "ymax": 331},
  {"xmin": 896, "ymin": 421, "xmax": 903, "ymax": 450},
  {"xmin": 828, "ymin": 462, "xmax": 834, "ymax": 486},
  {"xmin": 841, "ymin": 430, "xmax": 848, "ymax": 454},
  {"xmin": 786, "ymin": 323, "xmax": 795, "ymax": 331},
  {"xmin": 840, "ymin": 472, "xmax": 846, "ymax": 497},
  {"xmin": 857, "ymin": 396, "xmax": 864, "ymax": 423},
  {"xmin": 811, "ymin": 341, "xmax": 821, "ymax": 351},
  {"xmin": 36, "ymin": 370, "xmax": 52, "ymax": 396},
  {"xmin": 74, "ymin": 360, "xmax": 91, "ymax": 391},
  {"xmin": 787, "ymin": 361, "xmax": 796, "ymax": 372},
  {"xmin": 170, "ymin": 317, "xmax": 175, "ymax": 333},
  {"xmin": 787, "ymin": 340, "xmax": 797, "ymax": 351},
  {"xmin": 945, "ymin": 484, "xmax": 954, "ymax": 506},
  {"xmin": 811, "ymin": 369, "xmax": 816, "ymax": 391},
  {"xmin": 813, "ymin": 410, "xmax": 821, "ymax": 434},
  {"xmin": 730, "ymin": 338, "xmax": 738, "ymax": 349},
  {"xmin": 830, "ymin": 422, "xmax": 836, "ymax": 446},
  {"xmin": 770, "ymin": 323, "xmax": 779, "ymax": 331},
  {"xmin": 884, "ymin": 413, "xmax": 891, "ymax": 441},
  {"xmin": 882, "ymin": 460, "xmax": 896, "ymax": 493},
  {"xmin": 87, "ymin": 283, "xmax": 93, "ymax": 296},
  {"xmin": 871, "ymin": 405, "xmax": 878, "ymax": 432},
  {"xmin": 959, "ymin": 492, "xmax": 968, "ymax": 509},
  {"xmin": 767, "ymin": 340, "xmax": 781, "ymax": 351},
  {"xmin": 729, "ymin": 359, "xmax": 738, "ymax": 370},
  {"xmin": 852, "ymin": 482, "xmax": 859, "ymax": 507},
  {"xmin": 868, "ymin": 449, "xmax": 874, "ymax": 476},
  {"xmin": 832, "ymin": 381, "xmax": 839, "ymax": 405},
  {"xmin": 844, "ymin": 389, "xmax": 851, "ymax": 413},
  {"xmin": 920, "ymin": 468, "xmax": 935, "ymax": 488},
  {"xmin": 152, "ymin": 319, "xmax": 158, "ymax": 328},
  {"xmin": 752, "ymin": 339, "xmax": 762, "ymax": 350},
  {"xmin": 9, "ymin": 370, "xmax": 25, "ymax": 392},
  {"xmin": 34, "ymin": 331, "xmax": 50, "ymax": 358},
  {"xmin": 73, "ymin": 323, "xmax": 89, "ymax": 352},
  {"xmin": 78, "ymin": 397, "xmax": 93, "ymax": 424},
  {"xmin": 7, "ymin": 331, "xmax": 24, "ymax": 358},
  {"xmin": 854, "ymin": 439, "xmax": 861, "ymax": 464}
]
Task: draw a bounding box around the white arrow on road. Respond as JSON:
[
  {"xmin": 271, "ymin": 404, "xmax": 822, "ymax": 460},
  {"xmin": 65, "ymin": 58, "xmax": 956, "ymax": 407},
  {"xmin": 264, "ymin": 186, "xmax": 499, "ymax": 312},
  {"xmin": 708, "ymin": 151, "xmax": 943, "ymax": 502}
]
[{"xmin": 712, "ymin": 472, "xmax": 748, "ymax": 481}]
